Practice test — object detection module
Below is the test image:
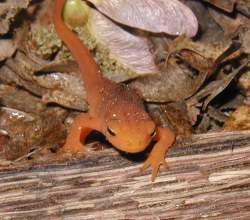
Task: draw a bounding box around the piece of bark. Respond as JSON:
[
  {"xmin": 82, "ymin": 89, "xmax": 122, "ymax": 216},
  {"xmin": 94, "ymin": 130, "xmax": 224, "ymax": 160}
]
[{"xmin": 0, "ymin": 130, "xmax": 250, "ymax": 219}]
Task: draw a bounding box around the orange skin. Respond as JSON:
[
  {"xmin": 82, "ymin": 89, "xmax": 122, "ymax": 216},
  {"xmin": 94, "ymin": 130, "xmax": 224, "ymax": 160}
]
[{"xmin": 54, "ymin": 0, "xmax": 175, "ymax": 181}]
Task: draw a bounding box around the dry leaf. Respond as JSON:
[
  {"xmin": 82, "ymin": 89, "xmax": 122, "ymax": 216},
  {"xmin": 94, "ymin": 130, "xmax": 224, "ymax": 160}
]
[
  {"xmin": 0, "ymin": 107, "xmax": 66, "ymax": 160},
  {"xmin": 208, "ymin": 7, "xmax": 243, "ymax": 37},
  {"xmin": 188, "ymin": 59, "xmax": 250, "ymax": 111},
  {"xmin": 89, "ymin": 0, "xmax": 198, "ymax": 37},
  {"xmin": 131, "ymin": 58, "xmax": 208, "ymax": 102},
  {"xmin": 236, "ymin": 0, "xmax": 250, "ymax": 17},
  {"xmin": 0, "ymin": 0, "xmax": 31, "ymax": 35},
  {"xmin": 202, "ymin": 0, "xmax": 236, "ymax": 13},
  {"xmin": 224, "ymin": 105, "xmax": 250, "ymax": 131},
  {"xmin": 0, "ymin": 40, "xmax": 16, "ymax": 61},
  {"xmin": 240, "ymin": 28, "xmax": 250, "ymax": 55},
  {"xmin": 239, "ymin": 69, "xmax": 250, "ymax": 96},
  {"xmin": 89, "ymin": 9, "xmax": 159, "ymax": 81},
  {"xmin": 148, "ymin": 103, "xmax": 193, "ymax": 135}
]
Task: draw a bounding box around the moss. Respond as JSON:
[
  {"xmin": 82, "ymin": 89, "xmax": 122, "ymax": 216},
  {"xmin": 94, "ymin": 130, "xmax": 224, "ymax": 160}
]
[{"xmin": 30, "ymin": 24, "xmax": 62, "ymax": 60}]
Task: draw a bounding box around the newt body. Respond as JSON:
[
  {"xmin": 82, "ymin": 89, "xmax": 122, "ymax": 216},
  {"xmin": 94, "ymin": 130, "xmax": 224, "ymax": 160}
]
[{"xmin": 54, "ymin": 0, "xmax": 175, "ymax": 181}]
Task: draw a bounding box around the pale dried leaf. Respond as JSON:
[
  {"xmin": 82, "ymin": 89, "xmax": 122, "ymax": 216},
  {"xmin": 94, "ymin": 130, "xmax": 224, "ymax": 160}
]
[
  {"xmin": 89, "ymin": 0, "xmax": 198, "ymax": 37},
  {"xmin": 90, "ymin": 9, "xmax": 159, "ymax": 81}
]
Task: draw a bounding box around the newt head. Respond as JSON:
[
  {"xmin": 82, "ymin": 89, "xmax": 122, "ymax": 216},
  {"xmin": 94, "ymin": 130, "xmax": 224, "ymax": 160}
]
[
  {"xmin": 104, "ymin": 117, "xmax": 156, "ymax": 153},
  {"xmin": 99, "ymin": 83, "xmax": 157, "ymax": 154}
]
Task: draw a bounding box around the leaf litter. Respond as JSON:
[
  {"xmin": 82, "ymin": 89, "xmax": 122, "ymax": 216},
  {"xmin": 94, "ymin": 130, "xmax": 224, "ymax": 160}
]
[{"xmin": 0, "ymin": 0, "xmax": 250, "ymax": 165}]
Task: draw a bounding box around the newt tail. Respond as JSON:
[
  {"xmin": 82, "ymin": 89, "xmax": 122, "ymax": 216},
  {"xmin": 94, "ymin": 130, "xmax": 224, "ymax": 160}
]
[
  {"xmin": 54, "ymin": 0, "xmax": 103, "ymax": 95},
  {"xmin": 54, "ymin": 0, "xmax": 175, "ymax": 181}
]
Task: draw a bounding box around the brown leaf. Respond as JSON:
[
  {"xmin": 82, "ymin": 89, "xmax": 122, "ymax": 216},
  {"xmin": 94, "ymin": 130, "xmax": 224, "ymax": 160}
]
[
  {"xmin": 208, "ymin": 7, "xmax": 243, "ymax": 37},
  {"xmin": 132, "ymin": 36, "xmax": 240, "ymax": 103},
  {"xmin": 186, "ymin": 0, "xmax": 224, "ymax": 44},
  {"xmin": 202, "ymin": 0, "xmax": 236, "ymax": 13},
  {"xmin": 239, "ymin": 69, "xmax": 250, "ymax": 96},
  {"xmin": 0, "ymin": 0, "xmax": 31, "ymax": 35},
  {"xmin": 0, "ymin": 85, "xmax": 46, "ymax": 114},
  {"xmin": 240, "ymin": 28, "xmax": 250, "ymax": 55},
  {"xmin": 167, "ymin": 35, "xmax": 240, "ymax": 68},
  {"xmin": 236, "ymin": 0, "xmax": 250, "ymax": 17},
  {"xmin": 0, "ymin": 51, "xmax": 88, "ymax": 111},
  {"xmin": 148, "ymin": 103, "xmax": 193, "ymax": 135},
  {"xmin": 224, "ymin": 105, "xmax": 250, "ymax": 131},
  {"xmin": 0, "ymin": 40, "xmax": 16, "ymax": 61},
  {"xmin": 37, "ymin": 72, "xmax": 87, "ymax": 111},
  {"xmin": 188, "ymin": 59, "xmax": 250, "ymax": 111},
  {"xmin": 0, "ymin": 107, "xmax": 66, "ymax": 161},
  {"xmin": 131, "ymin": 58, "xmax": 208, "ymax": 102}
]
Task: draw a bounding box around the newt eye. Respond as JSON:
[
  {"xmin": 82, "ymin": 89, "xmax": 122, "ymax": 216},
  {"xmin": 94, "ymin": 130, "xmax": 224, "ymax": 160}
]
[
  {"xmin": 150, "ymin": 128, "xmax": 156, "ymax": 137},
  {"xmin": 107, "ymin": 126, "xmax": 116, "ymax": 136}
]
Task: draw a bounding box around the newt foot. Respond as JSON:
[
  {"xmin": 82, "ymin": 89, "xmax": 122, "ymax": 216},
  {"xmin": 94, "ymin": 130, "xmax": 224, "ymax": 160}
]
[{"xmin": 141, "ymin": 154, "xmax": 168, "ymax": 182}]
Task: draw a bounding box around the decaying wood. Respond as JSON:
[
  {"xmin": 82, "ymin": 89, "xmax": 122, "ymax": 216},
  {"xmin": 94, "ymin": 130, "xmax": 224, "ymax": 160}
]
[{"xmin": 0, "ymin": 130, "xmax": 250, "ymax": 219}]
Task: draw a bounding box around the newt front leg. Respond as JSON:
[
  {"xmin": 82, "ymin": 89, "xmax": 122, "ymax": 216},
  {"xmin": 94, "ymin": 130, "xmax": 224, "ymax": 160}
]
[
  {"xmin": 61, "ymin": 114, "xmax": 101, "ymax": 156},
  {"xmin": 142, "ymin": 127, "xmax": 175, "ymax": 181}
]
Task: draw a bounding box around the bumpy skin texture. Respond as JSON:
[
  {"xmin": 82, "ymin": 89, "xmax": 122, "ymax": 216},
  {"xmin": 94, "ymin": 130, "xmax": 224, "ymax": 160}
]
[{"xmin": 54, "ymin": 0, "xmax": 175, "ymax": 181}]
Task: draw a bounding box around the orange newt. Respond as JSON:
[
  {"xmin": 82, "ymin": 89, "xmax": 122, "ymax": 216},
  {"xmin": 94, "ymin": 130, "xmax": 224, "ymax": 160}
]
[{"xmin": 54, "ymin": 0, "xmax": 175, "ymax": 181}]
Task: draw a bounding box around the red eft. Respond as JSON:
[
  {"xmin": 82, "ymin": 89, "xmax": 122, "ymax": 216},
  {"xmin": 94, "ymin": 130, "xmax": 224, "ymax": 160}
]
[{"xmin": 54, "ymin": 0, "xmax": 175, "ymax": 181}]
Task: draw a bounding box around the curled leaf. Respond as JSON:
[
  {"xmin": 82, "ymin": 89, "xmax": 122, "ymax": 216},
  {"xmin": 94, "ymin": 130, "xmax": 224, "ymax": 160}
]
[{"xmin": 89, "ymin": 0, "xmax": 198, "ymax": 37}]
